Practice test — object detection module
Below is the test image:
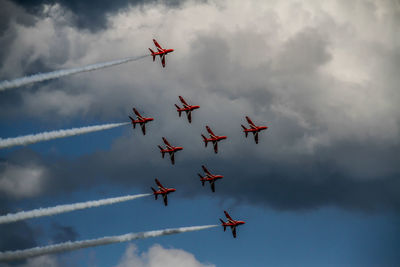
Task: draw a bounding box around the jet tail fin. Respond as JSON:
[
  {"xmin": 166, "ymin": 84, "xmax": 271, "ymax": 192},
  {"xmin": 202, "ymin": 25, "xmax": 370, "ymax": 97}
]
[
  {"xmin": 241, "ymin": 125, "xmax": 248, "ymax": 137},
  {"xmin": 175, "ymin": 104, "xmax": 182, "ymax": 117},
  {"xmin": 149, "ymin": 48, "xmax": 156, "ymax": 61},
  {"xmin": 201, "ymin": 134, "xmax": 208, "ymax": 147},
  {"xmin": 158, "ymin": 145, "xmax": 165, "ymax": 158},
  {"xmin": 151, "ymin": 187, "xmax": 158, "ymax": 200}
]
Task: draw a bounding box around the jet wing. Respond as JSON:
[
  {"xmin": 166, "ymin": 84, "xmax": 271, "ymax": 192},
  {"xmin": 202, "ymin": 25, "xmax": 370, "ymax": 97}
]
[
  {"xmin": 231, "ymin": 227, "xmax": 237, "ymax": 238},
  {"xmin": 202, "ymin": 165, "xmax": 212, "ymax": 176},
  {"xmin": 161, "ymin": 54, "xmax": 166, "ymax": 68},
  {"xmin": 163, "ymin": 194, "xmax": 168, "ymax": 206},
  {"xmin": 179, "ymin": 96, "xmax": 189, "ymax": 107},
  {"xmin": 170, "ymin": 152, "xmax": 175, "ymax": 165},
  {"xmin": 162, "ymin": 137, "xmax": 172, "ymax": 147},
  {"xmin": 206, "ymin": 126, "xmax": 216, "ymax": 137},
  {"xmin": 211, "ymin": 181, "xmax": 216, "ymax": 192},
  {"xmin": 155, "ymin": 179, "xmax": 165, "ymax": 190},
  {"xmin": 246, "ymin": 116, "xmax": 256, "ymax": 128},
  {"xmin": 153, "ymin": 39, "xmax": 163, "ymax": 50},
  {"xmin": 254, "ymin": 132, "xmax": 259, "ymax": 144},
  {"xmin": 133, "ymin": 108, "xmax": 143, "ymax": 119},
  {"xmin": 141, "ymin": 123, "xmax": 146, "ymax": 135},
  {"xmin": 213, "ymin": 141, "xmax": 218, "ymax": 153},
  {"xmin": 224, "ymin": 211, "xmax": 233, "ymax": 221},
  {"xmin": 187, "ymin": 110, "xmax": 192, "ymax": 123}
]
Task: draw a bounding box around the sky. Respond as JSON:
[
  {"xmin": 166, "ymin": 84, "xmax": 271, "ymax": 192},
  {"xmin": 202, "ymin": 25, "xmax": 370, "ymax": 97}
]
[{"xmin": 0, "ymin": 0, "xmax": 400, "ymax": 266}]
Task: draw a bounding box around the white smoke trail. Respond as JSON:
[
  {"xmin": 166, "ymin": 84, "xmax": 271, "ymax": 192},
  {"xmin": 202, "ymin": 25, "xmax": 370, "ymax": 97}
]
[
  {"xmin": 0, "ymin": 193, "xmax": 151, "ymax": 224},
  {"xmin": 0, "ymin": 122, "xmax": 129, "ymax": 149},
  {"xmin": 0, "ymin": 225, "xmax": 218, "ymax": 261},
  {"xmin": 0, "ymin": 55, "xmax": 148, "ymax": 91}
]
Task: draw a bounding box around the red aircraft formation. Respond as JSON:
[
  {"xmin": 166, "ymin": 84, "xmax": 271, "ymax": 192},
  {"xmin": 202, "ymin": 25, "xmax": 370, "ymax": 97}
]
[
  {"xmin": 149, "ymin": 39, "xmax": 174, "ymax": 68},
  {"xmin": 175, "ymin": 96, "xmax": 200, "ymax": 123},
  {"xmin": 151, "ymin": 178, "xmax": 176, "ymax": 206},
  {"xmin": 129, "ymin": 108, "xmax": 154, "ymax": 135},
  {"xmin": 219, "ymin": 211, "xmax": 245, "ymax": 238},
  {"xmin": 201, "ymin": 126, "xmax": 227, "ymax": 153},
  {"xmin": 241, "ymin": 116, "xmax": 268, "ymax": 144},
  {"xmin": 198, "ymin": 165, "xmax": 223, "ymax": 192},
  {"xmin": 158, "ymin": 137, "xmax": 183, "ymax": 165},
  {"xmin": 132, "ymin": 39, "xmax": 272, "ymax": 238}
]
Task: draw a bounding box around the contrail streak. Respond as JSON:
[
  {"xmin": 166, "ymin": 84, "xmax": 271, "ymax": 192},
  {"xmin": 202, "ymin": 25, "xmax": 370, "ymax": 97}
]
[
  {"xmin": 0, "ymin": 193, "xmax": 151, "ymax": 224},
  {"xmin": 0, "ymin": 122, "xmax": 129, "ymax": 149},
  {"xmin": 0, "ymin": 55, "xmax": 148, "ymax": 91},
  {"xmin": 0, "ymin": 225, "xmax": 218, "ymax": 261}
]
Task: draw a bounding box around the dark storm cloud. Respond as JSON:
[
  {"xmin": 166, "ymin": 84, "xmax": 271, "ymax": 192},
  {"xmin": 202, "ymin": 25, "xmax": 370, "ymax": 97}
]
[
  {"xmin": 11, "ymin": 0, "xmax": 190, "ymax": 31},
  {"xmin": 0, "ymin": 201, "xmax": 38, "ymax": 265},
  {"xmin": 2, "ymin": 133, "xmax": 399, "ymax": 213},
  {"xmin": 0, "ymin": 219, "xmax": 37, "ymax": 253},
  {"xmin": 0, "ymin": 0, "xmax": 36, "ymax": 66},
  {"xmin": 50, "ymin": 223, "xmax": 78, "ymax": 243}
]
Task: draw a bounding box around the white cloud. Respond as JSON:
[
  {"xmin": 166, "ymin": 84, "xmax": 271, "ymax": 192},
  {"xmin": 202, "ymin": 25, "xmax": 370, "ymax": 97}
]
[
  {"xmin": 0, "ymin": 162, "xmax": 47, "ymax": 198},
  {"xmin": 0, "ymin": 255, "xmax": 61, "ymax": 267},
  {"xmin": 116, "ymin": 243, "xmax": 215, "ymax": 267}
]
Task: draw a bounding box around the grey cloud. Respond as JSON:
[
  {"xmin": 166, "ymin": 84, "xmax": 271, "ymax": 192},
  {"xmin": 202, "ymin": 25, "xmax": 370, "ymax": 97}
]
[{"xmin": 0, "ymin": 0, "xmax": 399, "ymax": 213}]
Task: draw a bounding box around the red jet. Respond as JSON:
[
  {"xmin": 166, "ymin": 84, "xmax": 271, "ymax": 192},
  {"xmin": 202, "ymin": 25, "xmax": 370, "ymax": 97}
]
[
  {"xmin": 149, "ymin": 39, "xmax": 174, "ymax": 68},
  {"xmin": 198, "ymin": 165, "xmax": 223, "ymax": 192},
  {"xmin": 219, "ymin": 211, "xmax": 245, "ymax": 238},
  {"xmin": 241, "ymin": 116, "xmax": 268, "ymax": 144},
  {"xmin": 129, "ymin": 108, "xmax": 154, "ymax": 135},
  {"xmin": 175, "ymin": 96, "xmax": 200, "ymax": 123},
  {"xmin": 151, "ymin": 178, "xmax": 176, "ymax": 206},
  {"xmin": 158, "ymin": 137, "xmax": 183, "ymax": 165},
  {"xmin": 201, "ymin": 126, "xmax": 227, "ymax": 153}
]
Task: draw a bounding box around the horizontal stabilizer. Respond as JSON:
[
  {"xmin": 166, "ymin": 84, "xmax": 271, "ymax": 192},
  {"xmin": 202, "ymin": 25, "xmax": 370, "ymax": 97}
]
[
  {"xmin": 198, "ymin": 174, "xmax": 205, "ymax": 186},
  {"xmin": 158, "ymin": 145, "xmax": 165, "ymax": 158},
  {"xmin": 175, "ymin": 104, "xmax": 182, "ymax": 117},
  {"xmin": 151, "ymin": 187, "xmax": 158, "ymax": 200},
  {"xmin": 148, "ymin": 48, "xmax": 156, "ymax": 61},
  {"xmin": 201, "ymin": 134, "xmax": 208, "ymax": 147},
  {"xmin": 129, "ymin": 116, "xmax": 136, "ymax": 128},
  {"xmin": 241, "ymin": 125, "xmax": 248, "ymax": 137},
  {"xmin": 220, "ymin": 219, "xmax": 226, "ymax": 231}
]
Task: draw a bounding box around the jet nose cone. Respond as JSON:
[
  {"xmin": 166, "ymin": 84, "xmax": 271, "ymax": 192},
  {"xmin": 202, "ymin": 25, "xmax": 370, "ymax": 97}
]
[{"xmin": 171, "ymin": 189, "xmax": 176, "ymax": 192}]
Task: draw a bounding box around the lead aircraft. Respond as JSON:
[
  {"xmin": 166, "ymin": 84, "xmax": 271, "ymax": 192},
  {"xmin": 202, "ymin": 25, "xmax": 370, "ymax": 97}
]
[
  {"xmin": 129, "ymin": 108, "xmax": 154, "ymax": 135},
  {"xmin": 220, "ymin": 211, "xmax": 245, "ymax": 238},
  {"xmin": 201, "ymin": 126, "xmax": 227, "ymax": 153},
  {"xmin": 149, "ymin": 39, "xmax": 174, "ymax": 68},
  {"xmin": 241, "ymin": 116, "xmax": 268, "ymax": 144},
  {"xmin": 175, "ymin": 96, "xmax": 200, "ymax": 123},
  {"xmin": 198, "ymin": 165, "xmax": 223, "ymax": 192},
  {"xmin": 151, "ymin": 178, "xmax": 176, "ymax": 206},
  {"xmin": 158, "ymin": 137, "xmax": 183, "ymax": 165}
]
